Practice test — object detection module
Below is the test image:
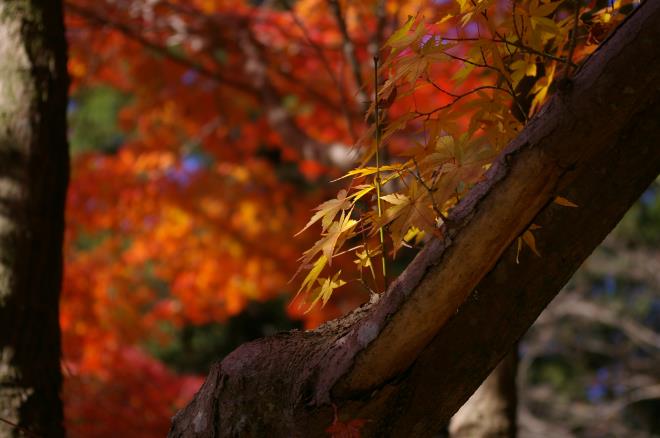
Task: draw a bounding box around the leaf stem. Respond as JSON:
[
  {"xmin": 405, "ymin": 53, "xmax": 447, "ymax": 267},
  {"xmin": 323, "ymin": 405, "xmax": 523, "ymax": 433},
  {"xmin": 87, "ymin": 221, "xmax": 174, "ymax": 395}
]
[{"xmin": 374, "ymin": 56, "xmax": 387, "ymax": 288}]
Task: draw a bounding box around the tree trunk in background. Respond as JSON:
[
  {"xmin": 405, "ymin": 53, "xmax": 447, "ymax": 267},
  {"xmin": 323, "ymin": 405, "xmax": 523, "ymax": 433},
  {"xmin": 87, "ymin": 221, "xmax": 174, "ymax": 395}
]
[
  {"xmin": 0, "ymin": 1, "xmax": 69, "ymax": 436},
  {"xmin": 449, "ymin": 347, "xmax": 518, "ymax": 438}
]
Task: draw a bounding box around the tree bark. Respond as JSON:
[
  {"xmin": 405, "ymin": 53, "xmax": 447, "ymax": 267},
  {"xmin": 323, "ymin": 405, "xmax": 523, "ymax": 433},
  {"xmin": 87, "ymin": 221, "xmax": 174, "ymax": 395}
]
[
  {"xmin": 169, "ymin": 2, "xmax": 660, "ymax": 437},
  {"xmin": 0, "ymin": 1, "xmax": 69, "ymax": 436}
]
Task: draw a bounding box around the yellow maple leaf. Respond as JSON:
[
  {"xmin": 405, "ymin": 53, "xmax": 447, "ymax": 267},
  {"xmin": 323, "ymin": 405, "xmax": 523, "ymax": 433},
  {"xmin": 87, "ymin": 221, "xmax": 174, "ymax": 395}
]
[
  {"xmin": 296, "ymin": 189, "xmax": 350, "ymax": 236},
  {"xmin": 305, "ymin": 271, "xmax": 346, "ymax": 313},
  {"xmin": 301, "ymin": 210, "xmax": 358, "ymax": 266}
]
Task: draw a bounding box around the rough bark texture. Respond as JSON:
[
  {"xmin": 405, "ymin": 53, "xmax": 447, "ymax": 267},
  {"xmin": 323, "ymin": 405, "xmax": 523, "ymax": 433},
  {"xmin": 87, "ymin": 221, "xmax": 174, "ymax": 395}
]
[
  {"xmin": 169, "ymin": 2, "xmax": 660, "ymax": 437},
  {"xmin": 0, "ymin": 1, "xmax": 69, "ymax": 436},
  {"xmin": 449, "ymin": 348, "xmax": 518, "ymax": 438}
]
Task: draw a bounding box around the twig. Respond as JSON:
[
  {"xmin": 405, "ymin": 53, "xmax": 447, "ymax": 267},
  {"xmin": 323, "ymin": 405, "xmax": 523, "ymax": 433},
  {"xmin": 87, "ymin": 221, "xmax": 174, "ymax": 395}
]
[
  {"xmin": 330, "ymin": 0, "xmax": 369, "ymax": 110},
  {"xmin": 440, "ymin": 36, "xmax": 577, "ymax": 67},
  {"xmin": 441, "ymin": 50, "xmax": 500, "ymax": 71},
  {"xmin": 372, "ymin": 0, "xmax": 387, "ymax": 56},
  {"xmin": 373, "ymin": 57, "xmax": 387, "ymax": 287},
  {"xmin": 512, "ymin": 0, "xmax": 523, "ymax": 43},
  {"xmin": 237, "ymin": 25, "xmax": 329, "ymax": 161},
  {"xmin": 409, "ymin": 158, "xmax": 446, "ymax": 223},
  {"xmin": 0, "ymin": 417, "xmax": 42, "ymax": 438},
  {"xmin": 279, "ymin": 0, "xmax": 358, "ymax": 140},
  {"xmin": 564, "ymin": 0, "xmax": 581, "ymax": 78},
  {"xmin": 65, "ymin": 1, "xmax": 255, "ymax": 94},
  {"xmin": 415, "ymin": 85, "xmax": 513, "ymax": 117},
  {"xmin": 66, "ymin": 2, "xmax": 345, "ymax": 114}
]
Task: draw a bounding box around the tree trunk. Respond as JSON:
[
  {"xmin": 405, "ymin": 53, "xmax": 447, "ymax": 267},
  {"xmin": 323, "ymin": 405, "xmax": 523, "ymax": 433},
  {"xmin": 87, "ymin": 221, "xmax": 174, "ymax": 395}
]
[
  {"xmin": 449, "ymin": 348, "xmax": 518, "ymax": 438},
  {"xmin": 0, "ymin": 1, "xmax": 69, "ymax": 436},
  {"xmin": 170, "ymin": 2, "xmax": 660, "ymax": 436}
]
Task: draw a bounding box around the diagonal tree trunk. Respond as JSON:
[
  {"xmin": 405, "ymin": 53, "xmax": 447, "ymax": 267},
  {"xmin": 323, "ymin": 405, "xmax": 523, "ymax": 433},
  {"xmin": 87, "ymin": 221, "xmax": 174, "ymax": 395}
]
[
  {"xmin": 0, "ymin": 1, "xmax": 69, "ymax": 436},
  {"xmin": 446, "ymin": 29, "xmax": 543, "ymax": 437},
  {"xmin": 169, "ymin": 2, "xmax": 660, "ymax": 436}
]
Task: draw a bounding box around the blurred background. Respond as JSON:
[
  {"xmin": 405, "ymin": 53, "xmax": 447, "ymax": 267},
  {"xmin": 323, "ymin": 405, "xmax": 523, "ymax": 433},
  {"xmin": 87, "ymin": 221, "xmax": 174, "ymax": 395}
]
[
  {"xmin": 62, "ymin": 0, "xmax": 658, "ymax": 436},
  {"xmin": 519, "ymin": 181, "xmax": 660, "ymax": 437}
]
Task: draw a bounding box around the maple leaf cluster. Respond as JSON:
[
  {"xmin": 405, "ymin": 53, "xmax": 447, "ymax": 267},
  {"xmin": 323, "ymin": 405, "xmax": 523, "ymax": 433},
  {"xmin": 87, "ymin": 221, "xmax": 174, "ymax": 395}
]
[{"xmin": 294, "ymin": 0, "xmax": 633, "ymax": 313}]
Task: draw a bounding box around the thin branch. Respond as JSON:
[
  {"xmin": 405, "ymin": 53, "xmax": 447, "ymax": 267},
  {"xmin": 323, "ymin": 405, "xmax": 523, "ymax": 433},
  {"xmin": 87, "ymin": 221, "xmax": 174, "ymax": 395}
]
[
  {"xmin": 606, "ymin": 384, "xmax": 660, "ymax": 417},
  {"xmin": 415, "ymin": 85, "xmax": 513, "ymax": 117},
  {"xmin": 541, "ymin": 293, "xmax": 660, "ymax": 355},
  {"xmin": 440, "ymin": 36, "xmax": 577, "ymax": 67},
  {"xmin": 0, "ymin": 417, "xmax": 42, "ymax": 438},
  {"xmin": 409, "ymin": 157, "xmax": 447, "ymax": 223},
  {"xmin": 67, "ymin": 2, "xmax": 346, "ymax": 114},
  {"xmin": 564, "ymin": 0, "xmax": 581, "ymax": 78},
  {"xmin": 280, "ymin": 0, "xmax": 339, "ymax": 85},
  {"xmin": 371, "ymin": 0, "xmax": 387, "ymax": 56},
  {"xmin": 237, "ymin": 24, "xmax": 328, "ymax": 161},
  {"xmin": 67, "ymin": 1, "xmax": 353, "ymax": 164},
  {"xmin": 373, "ymin": 57, "xmax": 387, "ymax": 287},
  {"xmin": 161, "ymin": 0, "xmax": 349, "ymax": 113},
  {"xmin": 426, "ymin": 76, "xmax": 461, "ymax": 98},
  {"xmin": 65, "ymin": 2, "xmax": 257, "ymax": 95},
  {"xmin": 279, "ymin": 0, "xmax": 358, "ymax": 140},
  {"xmin": 500, "ymin": 34, "xmax": 576, "ymax": 66},
  {"xmin": 512, "ymin": 0, "xmax": 523, "ymax": 43},
  {"xmin": 330, "ymin": 0, "xmax": 369, "ymax": 110},
  {"xmin": 475, "ymin": 23, "xmax": 530, "ymax": 120},
  {"xmin": 442, "ymin": 50, "xmax": 500, "ymax": 71}
]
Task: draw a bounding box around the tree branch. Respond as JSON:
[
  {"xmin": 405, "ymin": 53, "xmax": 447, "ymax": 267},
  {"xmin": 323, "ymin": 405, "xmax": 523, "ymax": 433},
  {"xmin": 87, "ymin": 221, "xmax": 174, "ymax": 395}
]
[
  {"xmin": 329, "ymin": 0, "xmax": 369, "ymax": 110},
  {"xmin": 169, "ymin": 2, "xmax": 660, "ymax": 436},
  {"xmin": 65, "ymin": 2, "xmax": 257, "ymax": 95},
  {"xmin": 279, "ymin": 0, "xmax": 359, "ymax": 140},
  {"xmin": 539, "ymin": 292, "xmax": 660, "ymax": 354},
  {"xmin": 66, "ymin": 1, "xmax": 354, "ymax": 166}
]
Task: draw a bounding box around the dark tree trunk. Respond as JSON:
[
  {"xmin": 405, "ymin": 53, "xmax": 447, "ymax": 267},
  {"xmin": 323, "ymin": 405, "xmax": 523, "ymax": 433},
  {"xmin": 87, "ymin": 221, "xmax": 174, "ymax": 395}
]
[
  {"xmin": 0, "ymin": 1, "xmax": 69, "ymax": 436},
  {"xmin": 170, "ymin": 2, "xmax": 660, "ymax": 437}
]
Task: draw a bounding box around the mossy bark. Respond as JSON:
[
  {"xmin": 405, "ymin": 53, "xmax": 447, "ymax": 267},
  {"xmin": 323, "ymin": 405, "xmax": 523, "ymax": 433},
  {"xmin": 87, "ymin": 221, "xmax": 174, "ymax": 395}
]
[{"xmin": 0, "ymin": 1, "xmax": 69, "ymax": 436}]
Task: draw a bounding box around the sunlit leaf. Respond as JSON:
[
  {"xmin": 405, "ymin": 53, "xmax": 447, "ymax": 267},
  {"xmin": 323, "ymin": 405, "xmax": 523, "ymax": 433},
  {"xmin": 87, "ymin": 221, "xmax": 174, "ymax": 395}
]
[
  {"xmin": 522, "ymin": 230, "xmax": 541, "ymax": 256},
  {"xmin": 554, "ymin": 196, "xmax": 579, "ymax": 207},
  {"xmin": 296, "ymin": 189, "xmax": 351, "ymax": 235},
  {"xmin": 297, "ymin": 255, "xmax": 328, "ymax": 296},
  {"xmin": 305, "ymin": 271, "xmax": 346, "ymax": 313}
]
